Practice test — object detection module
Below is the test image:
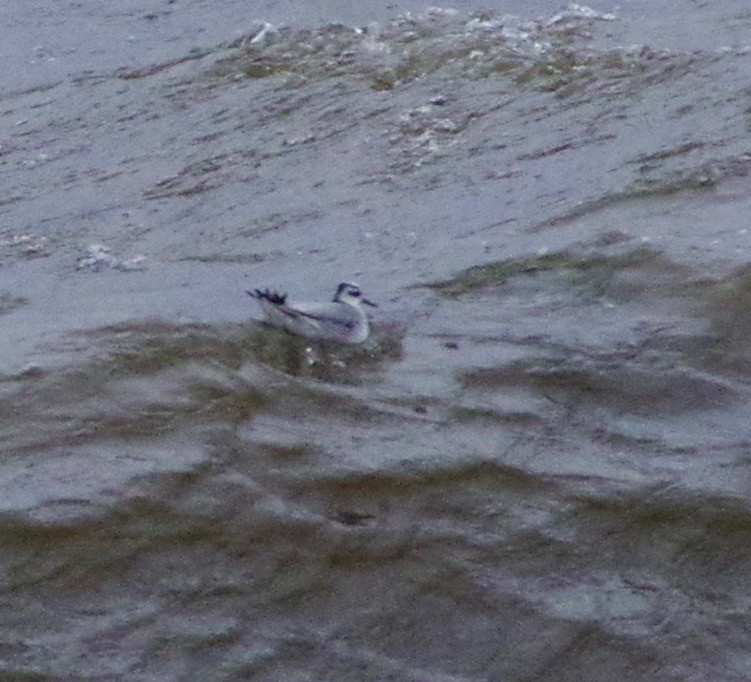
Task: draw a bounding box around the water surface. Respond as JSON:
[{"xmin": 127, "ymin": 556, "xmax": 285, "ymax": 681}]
[{"xmin": 2, "ymin": 2, "xmax": 751, "ymax": 679}]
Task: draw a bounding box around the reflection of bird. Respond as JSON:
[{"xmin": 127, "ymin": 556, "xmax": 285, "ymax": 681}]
[{"xmin": 248, "ymin": 282, "xmax": 377, "ymax": 344}]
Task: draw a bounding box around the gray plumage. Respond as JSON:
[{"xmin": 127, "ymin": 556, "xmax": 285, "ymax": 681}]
[{"xmin": 248, "ymin": 282, "xmax": 377, "ymax": 344}]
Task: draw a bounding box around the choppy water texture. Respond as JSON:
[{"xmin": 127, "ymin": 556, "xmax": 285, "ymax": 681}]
[{"xmin": 2, "ymin": 2, "xmax": 751, "ymax": 680}]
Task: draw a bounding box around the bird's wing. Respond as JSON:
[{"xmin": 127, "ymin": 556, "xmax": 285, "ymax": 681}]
[{"xmin": 283, "ymin": 303, "xmax": 358, "ymax": 329}]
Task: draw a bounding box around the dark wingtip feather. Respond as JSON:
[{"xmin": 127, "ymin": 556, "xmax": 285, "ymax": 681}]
[{"xmin": 248, "ymin": 288, "xmax": 287, "ymax": 305}]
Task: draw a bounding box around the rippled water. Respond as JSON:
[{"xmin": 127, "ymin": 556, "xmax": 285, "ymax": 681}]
[{"xmin": 2, "ymin": 3, "xmax": 751, "ymax": 680}]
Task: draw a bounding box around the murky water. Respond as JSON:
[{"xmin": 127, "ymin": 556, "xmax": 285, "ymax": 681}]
[{"xmin": 2, "ymin": 2, "xmax": 751, "ymax": 680}]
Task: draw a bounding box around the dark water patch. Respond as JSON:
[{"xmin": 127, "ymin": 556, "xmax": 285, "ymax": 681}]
[
  {"xmin": 88, "ymin": 318, "xmax": 397, "ymax": 385},
  {"xmin": 0, "ymin": 81, "xmax": 59, "ymax": 102},
  {"xmin": 0, "ymin": 315, "xmax": 402, "ymax": 534},
  {"xmin": 570, "ymin": 486, "xmax": 751, "ymax": 529},
  {"xmin": 115, "ymin": 48, "xmax": 214, "ymax": 80},
  {"xmin": 461, "ymin": 350, "xmax": 737, "ymax": 416},
  {"xmin": 560, "ymin": 489, "xmax": 751, "ymax": 600},
  {"xmin": 426, "ymin": 245, "xmax": 671, "ymax": 298},
  {"xmin": 243, "ymin": 323, "xmax": 403, "ymax": 385},
  {"xmin": 0, "ymin": 293, "xmax": 28, "ymax": 315},
  {"xmin": 0, "ymin": 455, "xmax": 438, "ymax": 592},
  {"xmin": 534, "ymin": 178, "xmax": 714, "ymax": 229},
  {"xmin": 518, "ymin": 140, "xmax": 576, "ymax": 161},
  {"xmin": 185, "ymin": 378, "xmax": 266, "ymax": 425},
  {"xmin": 629, "ymin": 140, "xmax": 711, "ymax": 165},
  {"xmin": 231, "ymin": 210, "xmax": 325, "ymax": 239},
  {"xmin": 0, "ymin": 409, "xmax": 743, "ymax": 680},
  {"xmin": 295, "ymin": 457, "xmax": 553, "ymax": 500},
  {"xmin": 0, "ymin": 493, "xmax": 226, "ymax": 591},
  {"xmin": 537, "ymin": 150, "xmax": 751, "ymax": 229},
  {"xmin": 0, "ymin": 669, "xmax": 50, "ymax": 682},
  {"xmin": 632, "ymin": 150, "xmax": 751, "ymax": 192},
  {"xmin": 143, "ymin": 150, "xmax": 258, "ymax": 200},
  {"xmin": 144, "ymin": 176, "xmax": 218, "ymax": 199},
  {"xmin": 172, "ymin": 252, "xmax": 267, "ymax": 264},
  {"xmin": 275, "ymin": 456, "xmax": 561, "ymax": 558},
  {"xmin": 450, "ymin": 403, "xmax": 547, "ymax": 428},
  {"xmin": 0, "ymin": 322, "xmax": 279, "ymax": 459},
  {"xmin": 0, "ymin": 195, "xmax": 24, "ymax": 207},
  {"xmin": 637, "ymin": 264, "xmax": 751, "ymax": 377},
  {"xmin": 89, "ymin": 320, "xmax": 259, "ymax": 374},
  {"xmin": 239, "ymin": 61, "xmax": 291, "ymax": 80},
  {"xmin": 688, "ymin": 264, "xmax": 751, "ymax": 375}
]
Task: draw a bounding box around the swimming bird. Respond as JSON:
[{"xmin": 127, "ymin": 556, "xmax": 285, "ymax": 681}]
[{"xmin": 247, "ymin": 282, "xmax": 377, "ymax": 344}]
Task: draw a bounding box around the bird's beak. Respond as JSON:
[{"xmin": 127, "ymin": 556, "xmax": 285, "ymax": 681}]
[{"xmin": 363, "ymin": 298, "xmax": 378, "ymax": 307}]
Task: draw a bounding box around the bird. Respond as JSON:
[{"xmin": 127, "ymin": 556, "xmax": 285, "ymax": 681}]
[{"xmin": 247, "ymin": 282, "xmax": 377, "ymax": 344}]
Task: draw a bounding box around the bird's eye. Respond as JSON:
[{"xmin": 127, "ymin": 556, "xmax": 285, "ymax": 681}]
[{"xmin": 351, "ymin": 289, "xmax": 361, "ymax": 297}]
